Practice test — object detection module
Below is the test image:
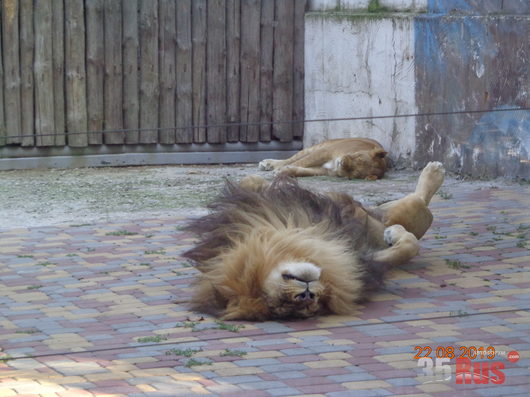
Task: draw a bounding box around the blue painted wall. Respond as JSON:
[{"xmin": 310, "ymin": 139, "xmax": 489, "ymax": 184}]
[{"xmin": 414, "ymin": 1, "xmax": 530, "ymax": 178}]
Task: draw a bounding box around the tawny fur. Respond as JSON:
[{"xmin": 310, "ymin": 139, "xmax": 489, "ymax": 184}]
[
  {"xmin": 184, "ymin": 162, "xmax": 445, "ymax": 321},
  {"xmin": 184, "ymin": 176, "xmax": 389, "ymax": 320},
  {"xmin": 258, "ymin": 138, "xmax": 389, "ymax": 180}
]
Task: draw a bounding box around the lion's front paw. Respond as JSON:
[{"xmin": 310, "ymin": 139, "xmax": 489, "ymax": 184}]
[
  {"xmin": 384, "ymin": 224, "xmax": 407, "ymax": 246},
  {"xmin": 259, "ymin": 159, "xmax": 278, "ymax": 171}
]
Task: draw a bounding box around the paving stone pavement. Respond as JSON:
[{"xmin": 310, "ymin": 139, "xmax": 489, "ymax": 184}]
[{"xmin": 1, "ymin": 182, "xmax": 529, "ymax": 396}]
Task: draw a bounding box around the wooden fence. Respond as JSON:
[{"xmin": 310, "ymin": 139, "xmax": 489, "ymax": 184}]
[{"xmin": 0, "ymin": 0, "xmax": 306, "ymax": 149}]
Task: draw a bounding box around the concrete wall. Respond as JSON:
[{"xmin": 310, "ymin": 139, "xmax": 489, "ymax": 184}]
[{"xmin": 305, "ymin": 0, "xmax": 530, "ymax": 178}]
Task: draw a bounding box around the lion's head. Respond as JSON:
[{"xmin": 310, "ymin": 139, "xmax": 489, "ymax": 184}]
[
  {"xmin": 338, "ymin": 148, "xmax": 388, "ymax": 180},
  {"xmin": 263, "ymin": 261, "xmax": 324, "ymax": 319}
]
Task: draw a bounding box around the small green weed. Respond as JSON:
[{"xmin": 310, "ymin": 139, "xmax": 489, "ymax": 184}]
[
  {"xmin": 215, "ymin": 320, "xmax": 245, "ymax": 333},
  {"xmin": 144, "ymin": 249, "xmax": 166, "ymax": 255},
  {"xmin": 15, "ymin": 329, "xmax": 39, "ymax": 334},
  {"xmin": 0, "ymin": 355, "xmax": 13, "ymax": 363},
  {"xmin": 367, "ymin": 0, "xmax": 389, "ymax": 13},
  {"xmin": 438, "ymin": 191, "xmax": 453, "ymax": 200},
  {"xmin": 177, "ymin": 321, "xmax": 198, "ymax": 328},
  {"xmin": 37, "ymin": 261, "xmax": 53, "ymax": 267},
  {"xmin": 17, "ymin": 254, "xmax": 33, "ymax": 258},
  {"xmin": 27, "ymin": 285, "xmax": 43, "ymax": 290},
  {"xmin": 137, "ymin": 335, "xmax": 168, "ymax": 343},
  {"xmin": 445, "ymin": 259, "xmax": 470, "ymax": 270},
  {"xmin": 220, "ymin": 349, "xmax": 247, "ymax": 357},
  {"xmin": 449, "ymin": 310, "xmax": 469, "ymax": 317},
  {"xmin": 105, "ymin": 230, "xmax": 138, "ymax": 236},
  {"xmin": 469, "ymin": 231, "xmax": 479, "ymax": 236},
  {"xmin": 165, "ymin": 348, "xmax": 201, "ymax": 357},
  {"xmin": 185, "ymin": 358, "xmax": 212, "ymax": 368},
  {"xmin": 434, "ymin": 235, "xmax": 447, "ymax": 240}
]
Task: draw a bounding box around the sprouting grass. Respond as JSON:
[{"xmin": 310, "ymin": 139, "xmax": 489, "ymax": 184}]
[
  {"xmin": 37, "ymin": 261, "xmax": 53, "ymax": 267},
  {"xmin": 434, "ymin": 235, "xmax": 447, "ymax": 239},
  {"xmin": 136, "ymin": 335, "xmax": 168, "ymax": 343},
  {"xmin": 17, "ymin": 254, "xmax": 34, "ymax": 258},
  {"xmin": 15, "ymin": 329, "xmax": 39, "ymax": 334},
  {"xmin": 469, "ymin": 231, "xmax": 479, "ymax": 236},
  {"xmin": 185, "ymin": 358, "xmax": 212, "ymax": 368},
  {"xmin": 27, "ymin": 285, "xmax": 43, "ymax": 290},
  {"xmin": 449, "ymin": 310, "xmax": 469, "ymax": 317},
  {"xmin": 175, "ymin": 321, "xmax": 199, "ymax": 330},
  {"xmin": 105, "ymin": 230, "xmax": 138, "ymax": 236},
  {"xmin": 220, "ymin": 349, "xmax": 247, "ymax": 357},
  {"xmin": 437, "ymin": 191, "xmax": 453, "ymax": 200},
  {"xmin": 215, "ymin": 320, "xmax": 245, "ymax": 333},
  {"xmin": 165, "ymin": 348, "xmax": 201, "ymax": 357},
  {"xmin": 0, "ymin": 355, "xmax": 13, "ymax": 363},
  {"xmin": 144, "ymin": 249, "xmax": 166, "ymax": 255},
  {"xmin": 445, "ymin": 259, "xmax": 470, "ymax": 270}
]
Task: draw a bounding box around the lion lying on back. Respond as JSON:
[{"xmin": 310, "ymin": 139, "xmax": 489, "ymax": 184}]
[
  {"xmin": 184, "ymin": 162, "xmax": 445, "ymax": 321},
  {"xmin": 259, "ymin": 137, "xmax": 389, "ymax": 180}
]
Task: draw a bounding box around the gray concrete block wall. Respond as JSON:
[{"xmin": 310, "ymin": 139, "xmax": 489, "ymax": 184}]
[{"xmin": 305, "ymin": 0, "xmax": 530, "ymax": 178}]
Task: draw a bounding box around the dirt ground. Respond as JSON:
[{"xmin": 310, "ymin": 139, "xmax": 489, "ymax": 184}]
[{"xmin": 0, "ymin": 163, "xmax": 516, "ymax": 229}]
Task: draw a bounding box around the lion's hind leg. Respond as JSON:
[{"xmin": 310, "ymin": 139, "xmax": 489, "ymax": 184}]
[
  {"xmin": 373, "ymin": 224, "xmax": 419, "ymax": 266},
  {"xmin": 414, "ymin": 161, "xmax": 445, "ymax": 205},
  {"xmin": 376, "ymin": 162, "xmax": 445, "ymax": 239}
]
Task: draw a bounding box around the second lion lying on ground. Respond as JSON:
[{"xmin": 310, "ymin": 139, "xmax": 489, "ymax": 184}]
[
  {"xmin": 259, "ymin": 137, "xmax": 389, "ymax": 180},
  {"xmin": 184, "ymin": 162, "xmax": 445, "ymax": 321}
]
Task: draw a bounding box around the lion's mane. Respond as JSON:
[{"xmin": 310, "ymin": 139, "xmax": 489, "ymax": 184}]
[{"xmin": 183, "ymin": 176, "xmax": 391, "ymax": 320}]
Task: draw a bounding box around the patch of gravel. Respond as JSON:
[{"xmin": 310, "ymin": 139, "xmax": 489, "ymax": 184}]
[{"xmin": 0, "ymin": 163, "xmax": 514, "ymax": 230}]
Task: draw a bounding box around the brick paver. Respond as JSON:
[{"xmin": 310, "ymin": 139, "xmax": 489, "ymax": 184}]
[{"xmin": 1, "ymin": 183, "xmax": 529, "ymax": 396}]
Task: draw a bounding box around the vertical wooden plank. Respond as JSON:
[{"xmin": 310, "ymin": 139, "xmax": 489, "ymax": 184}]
[
  {"xmin": 2, "ymin": 0, "xmax": 21, "ymax": 145},
  {"xmin": 0, "ymin": 9, "xmax": 5, "ymax": 147},
  {"xmin": 34, "ymin": 0, "xmax": 55, "ymax": 147},
  {"xmin": 52, "ymin": 0, "xmax": 66, "ymax": 146},
  {"xmin": 206, "ymin": 0, "xmax": 227, "ymax": 143},
  {"xmin": 158, "ymin": 0, "xmax": 176, "ymax": 144},
  {"xmin": 226, "ymin": 0, "xmax": 240, "ymax": 142},
  {"xmin": 19, "ymin": 0, "xmax": 34, "ymax": 146},
  {"xmin": 293, "ymin": 0, "xmax": 306, "ymax": 139},
  {"xmin": 123, "ymin": 0, "xmax": 139, "ymax": 144},
  {"xmin": 86, "ymin": 0, "xmax": 104, "ymax": 145},
  {"xmin": 240, "ymin": 0, "xmax": 260, "ymax": 142},
  {"xmin": 104, "ymin": 0, "xmax": 124, "ymax": 144},
  {"xmin": 65, "ymin": 0, "xmax": 88, "ymax": 147},
  {"xmin": 272, "ymin": 0, "xmax": 294, "ymax": 142},
  {"xmin": 259, "ymin": 0, "xmax": 274, "ymax": 141},
  {"xmin": 191, "ymin": 0, "xmax": 207, "ymax": 143},
  {"xmin": 139, "ymin": 0, "xmax": 159, "ymax": 144},
  {"xmin": 176, "ymin": 0, "xmax": 193, "ymax": 143}
]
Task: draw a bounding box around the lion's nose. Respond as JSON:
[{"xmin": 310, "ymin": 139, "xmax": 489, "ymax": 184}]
[{"xmin": 296, "ymin": 290, "xmax": 315, "ymax": 301}]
